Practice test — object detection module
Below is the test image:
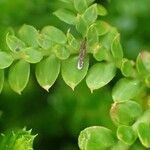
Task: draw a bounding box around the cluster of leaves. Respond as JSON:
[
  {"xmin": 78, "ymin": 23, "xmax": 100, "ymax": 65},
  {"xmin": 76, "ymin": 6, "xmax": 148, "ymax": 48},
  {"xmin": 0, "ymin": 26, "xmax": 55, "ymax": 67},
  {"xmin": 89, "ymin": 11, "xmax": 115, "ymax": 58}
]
[
  {"xmin": 0, "ymin": 0, "xmax": 149, "ymax": 149},
  {"xmin": 0, "ymin": 0, "xmax": 110, "ymax": 94},
  {"xmin": 0, "ymin": 128, "xmax": 36, "ymax": 150},
  {"xmin": 79, "ymin": 104, "xmax": 150, "ymax": 150}
]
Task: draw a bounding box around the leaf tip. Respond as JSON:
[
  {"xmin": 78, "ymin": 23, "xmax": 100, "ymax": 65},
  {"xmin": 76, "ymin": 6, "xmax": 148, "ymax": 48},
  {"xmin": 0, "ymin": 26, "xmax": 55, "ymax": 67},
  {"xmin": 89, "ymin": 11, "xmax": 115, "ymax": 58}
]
[
  {"xmin": 42, "ymin": 85, "xmax": 51, "ymax": 92},
  {"xmin": 68, "ymin": 82, "xmax": 76, "ymax": 91},
  {"xmin": 17, "ymin": 91, "xmax": 22, "ymax": 95},
  {"xmin": 90, "ymin": 88, "xmax": 94, "ymax": 93},
  {"xmin": 70, "ymin": 85, "xmax": 75, "ymax": 91}
]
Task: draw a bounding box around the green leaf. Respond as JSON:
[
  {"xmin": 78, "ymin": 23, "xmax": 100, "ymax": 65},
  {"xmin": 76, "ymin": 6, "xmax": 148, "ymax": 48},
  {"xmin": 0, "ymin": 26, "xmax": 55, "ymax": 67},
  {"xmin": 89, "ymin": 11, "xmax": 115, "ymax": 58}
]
[
  {"xmin": 117, "ymin": 125, "xmax": 137, "ymax": 145},
  {"xmin": 78, "ymin": 126, "xmax": 115, "ymax": 150},
  {"xmin": 111, "ymin": 34, "xmax": 123, "ymax": 60},
  {"xmin": 121, "ymin": 59, "xmax": 135, "ymax": 77},
  {"xmin": 8, "ymin": 60, "xmax": 30, "ymax": 94},
  {"xmin": 87, "ymin": 25, "xmax": 99, "ymax": 46},
  {"xmin": 62, "ymin": 55, "xmax": 89, "ymax": 90},
  {"xmin": 110, "ymin": 101, "xmax": 142, "ymax": 126},
  {"xmin": 54, "ymin": 9, "xmax": 77, "ymax": 25},
  {"xmin": 0, "ymin": 27, "xmax": 14, "ymax": 51},
  {"xmin": 137, "ymin": 122, "xmax": 150, "ymax": 148},
  {"xmin": 22, "ymin": 47, "xmax": 43, "ymax": 64},
  {"xmin": 100, "ymin": 27, "xmax": 118, "ymax": 50},
  {"xmin": 0, "ymin": 51, "xmax": 14, "ymax": 69},
  {"xmin": 41, "ymin": 26, "xmax": 67, "ymax": 44},
  {"xmin": 97, "ymin": 4, "xmax": 108, "ymax": 16},
  {"xmin": 141, "ymin": 51, "xmax": 150, "ymax": 72},
  {"xmin": 93, "ymin": 44, "xmax": 110, "ymax": 61},
  {"xmin": 6, "ymin": 34, "xmax": 26, "ymax": 52},
  {"xmin": 95, "ymin": 20, "xmax": 110, "ymax": 36},
  {"xmin": 136, "ymin": 53, "xmax": 147, "ymax": 75},
  {"xmin": 66, "ymin": 31, "xmax": 80, "ymax": 53},
  {"xmin": 0, "ymin": 69, "xmax": 4, "ymax": 93},
  {"xmin": 35, "ymin": 55, "xmax": 60, "ymax": 91},
  {"xmin": 74, "ymin": 0, "xmax": 87, "ymax": 13},
  {"xmin": 83, "ymin": 4, "xmax": 97, "ymax": 25},
  {"xmin": 136, "ymin": 51, "xmax": 150, "ymax": 74},
  {"xmin": 18, "ymin": 24, "xmax": 39, "ymax": 47},
  {"xmin": 112, "ymin": 78, "xmax": 141, "ymax": 102},
  {"xmin": 86, "ymin": 0, "xmax": 95, "ymax": 5},
  {"xmin": 86, "ymin": 62, "xmax": 116, "ymax": 92},
  {"xmin": 38, "ymin": 33, "xmax": 53, "ymax": 49},
  {"xmin": 132, "ymin": 109, "xmax": 150, "ymax": 131},
  {"xmin": 76, "ymin": 15, "xmax": 88, "ymax": 37},
  {"xmin": 54, "ymin": 45, "xmax": 70, "ymax": 60}
]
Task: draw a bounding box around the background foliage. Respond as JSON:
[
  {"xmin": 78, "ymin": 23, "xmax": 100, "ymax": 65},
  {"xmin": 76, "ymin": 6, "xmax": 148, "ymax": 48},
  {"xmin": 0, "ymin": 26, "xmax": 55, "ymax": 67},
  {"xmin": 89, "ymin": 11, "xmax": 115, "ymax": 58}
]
[{"xmin": 0, "ymin": 0, "xmax": 149, "ymax": 149}]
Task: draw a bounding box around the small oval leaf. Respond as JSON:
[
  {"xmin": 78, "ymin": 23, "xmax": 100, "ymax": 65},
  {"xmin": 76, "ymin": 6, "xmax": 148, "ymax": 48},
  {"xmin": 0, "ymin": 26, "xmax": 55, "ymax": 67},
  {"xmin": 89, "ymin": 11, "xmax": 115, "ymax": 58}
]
[
  {"xmin": 41, "ymin": 26, "xmax": 67, "ymax": 44},
  {"xmin": 83, "ymin": 4, "xmax": 97, "ymax": 25},
  {"xmin": 38, "ymin": 33, "xmax": 53, "ymax": 49},
  {"xmin": 78, "ymin": 126, "xmax": 115, "ymax": 150},
  {"xmin": 74, "ymin": 0, "xmax": 87, "ymax": 13},
  {"xmin": 0, "ymin": 51, "xmax": 14, "ymax": 69},
  {"xmin": 93, "ymin": 44, "xmax": 110, "ymax": 61},
  {"xmin": 117, "ymin": 125, "xmax": 137, "ymax": 145},
  {"xmin": 18, "ymin": 24, "xmax": 39, "ymax": 47},
  {"xmin": 6, "ymin": 34, "xmax": 26, "ymax": 52},
  {"xmin": 112, "ymin": 78, "xmax": 141, "ymax": 102},
  {"xmin": 137, "ymin": 122, "xmax": 150, "ymax": 148},
  {"xmin": 66, "ymin": 31, "xmax": 80, "ymax": 53},
  {"xmin": 141, "ymin": 51, "xmax": 150, "ymax": 72},
  {"xmin": 54, "ymin": 45, "xmax": 70, "ymax": 60},
  {"xmin": 111, "ymin": 34, "xmax": 123, "ymax": 60},
  {"xmin": 86, "ymin": 62, "xmax": 116, "ymax": 92},
  {"xmin": 97, "ymin": 4, "xmax": 108, "ymax": 16},
  {"xmin": 100, "ymin": 27, "xmax": 118, "ymax": 50},
  {"xmin": 35, "ymin": 55, "xmax": 60, "ymax": 91},
  {"xmin": 121, "ymin": 59, "xmax": 135, "ymax": 77},
  {"xmin": 54, "ymin": 9, "xmax": 77, "ymax": 25},
  {"xmin": 110, "ymin": 101, "xmax": 142, "ymax": 126},
  {"xmin": 136, "ymin": 53, "xmax": 147, "ymax": 75},
  {"xmin": 22, "ymin": 47, "xmax": 43, "ymax": 64},
  {"xmin": 87, "ymin": 25, "xmax": 99, "ymax": 47},
  {"xmin": 136, "ymin": 51, "xmax": 150, "ymax": 75},
  {"xmin": 8, "ymin": 60, "xmax": 30, "ymax": 94},
  {"xmin": 86, "ymin": 0, "xmax": 95, "ymax": 5},
  {"xmin": 76, "ymin": 15, "xmax": 88, "ymax": 37},
  {"xmin": 62, "ymin": 55, "xmax": 89, "ymax": 90},
  {"xmin": 95, "ymin": 20, "xmax": 110, "ymax": 36}
]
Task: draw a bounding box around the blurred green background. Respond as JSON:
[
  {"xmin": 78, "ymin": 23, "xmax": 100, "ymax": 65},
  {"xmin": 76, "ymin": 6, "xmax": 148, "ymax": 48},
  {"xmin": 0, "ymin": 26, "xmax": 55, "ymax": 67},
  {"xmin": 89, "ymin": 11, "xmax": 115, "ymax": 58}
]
[{"xmin": 0, "ymin": 0, "xmax": 149, "ymax": 149}]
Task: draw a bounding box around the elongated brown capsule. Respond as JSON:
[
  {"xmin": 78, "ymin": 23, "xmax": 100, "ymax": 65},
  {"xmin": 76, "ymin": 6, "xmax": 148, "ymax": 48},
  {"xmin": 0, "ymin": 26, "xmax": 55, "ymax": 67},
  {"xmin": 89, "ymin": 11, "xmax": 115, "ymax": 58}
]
[{"xmin": 77, "ymin": 38, "xmax": 87, "ymax": 70}]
